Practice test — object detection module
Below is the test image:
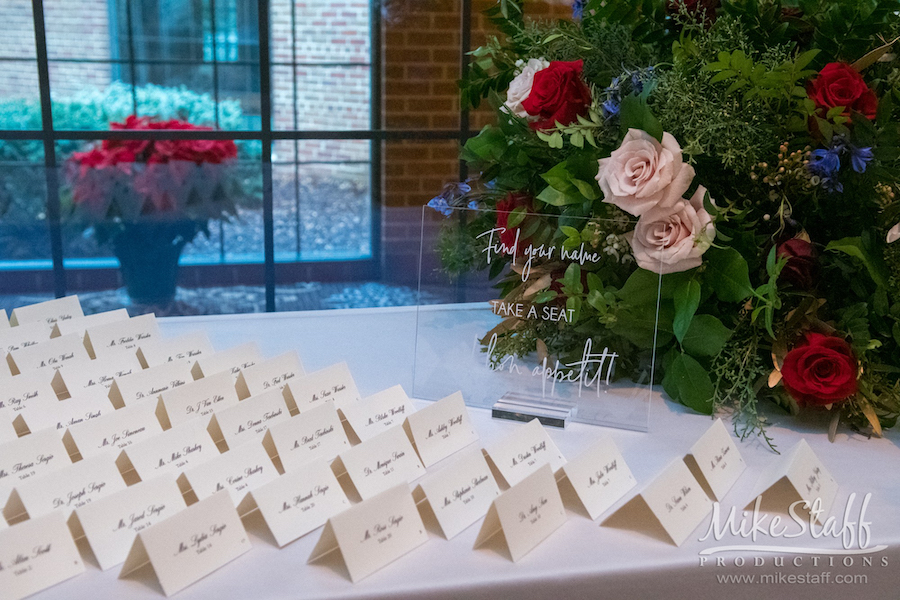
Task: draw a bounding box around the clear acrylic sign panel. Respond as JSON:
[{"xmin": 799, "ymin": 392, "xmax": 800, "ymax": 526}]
[{"xmin": 413, "ymin": 206, "xmax": 662, "ymax": 432}]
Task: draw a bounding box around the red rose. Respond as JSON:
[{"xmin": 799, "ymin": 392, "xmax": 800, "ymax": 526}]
[
  {"xmin": 495, "ymin": 192, "xmax": 531, "ymax": 251},
  {"xmin": 521, "ymin": 60, "xmax": 591, "ymax": 130},
  {"xmin": 807, "ymin": 62, "xmax": 877, "ymax": 120},
  {"xmin": 781, "ymin": 333, "xmax": 858, "ymax": 407},
  {"xmin": 777, "ymin": 238, "xmax": 819, "ymax": 290}
]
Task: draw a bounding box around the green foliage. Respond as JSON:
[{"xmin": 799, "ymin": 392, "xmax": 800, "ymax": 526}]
[{"xmin": 663, "ymin": 352, "xmax": 715, "ymax": 414}]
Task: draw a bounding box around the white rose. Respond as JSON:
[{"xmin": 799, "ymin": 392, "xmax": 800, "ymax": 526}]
[
  {"xmin": 596, "ymin": 128, "xmax": 694, "ymax": 216},
  {"xmin": 626, "ymin": 185, "xmax": 716, "ymax": 275},
  {"xmin": 504, "ymin": 58, "xmax": 550, "ymax": 119}
]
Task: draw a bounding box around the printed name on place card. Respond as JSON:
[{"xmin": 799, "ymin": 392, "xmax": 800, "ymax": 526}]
[
  {"xmin": 181, "ymin": 441, "xmax": 278, "ymax": 515},
  {"xmin": 234, "ymin": 351, "xmax": 305, "ymax": 401},
  {"xmin": 85, "ymin": 313, "xmax": 160, "ymax": 360},
  {"xmin": 0, "ymin": 428, "xmax": 71, "ymax": 508},
  {"xmin": 6, "ymin": 333, "xmax": 90, "ymax": 376},
  {"xmin": 684, "ymin": 418, "xmax": 746, "ymax": 501},
  {"xmin": 250, "ymin": 458, "xmax": 351, "ymax": 548},
  {"xmin": 0, "ymin": 322, "xmax": 49, "ymax": 358},
  {"xmin": 557, "ymin": 437, "xmax": 636, "ymax": 520},
  {"xmin": 158, "ymin": 371, "xmax": 239, "ymax": 429},
  {"xmin": 63, "ymin": 399, "xmax": 162, "ymax": 460},
  {"xmin": 341, "ymin": 384, "xmax": 415, "ymax": 443},
  {"xmin": 136, "ymin": 331, "xmax": 214, "ymax": 369},
  {"xmin": 413, "ymin": 446, "xmax": 500, "ymax": 540},
  {"xmin": 51, "ymin": 351, "xmax": 143, "ymax": 399},
  {"xmin": 118, "ymin": 418, "xmax": 218, "ymax": 483},
  {"xmin": 208, "ymin": 388, "xmax": 291, "ymax": 449},
  {"xmin": 474, "ymin": 463, "xmax": 567, "ymax": 562},
  {"xmin": 10, "ymin": 296, "xmax": 83, "ymax": 330},
  {"xmin": 108, "ymin": 359, "xmax": 194, "ymax": 408},
  {"xmin": 192, "ymin": 342, "xmax": 262, "ymax": 380},
  {"xmin": 51, "ymin": 308, "xmax": 128, "ymax": 339},
  {"xmin": 0, "ymin": 510, "xmax": 84, "ymax": 600},
  {"xmin": 333, "ymin": 425, "xmax": 425, "ymax": 501},
  {"xmin": 119, "ymin": 490, "xmax": 250, "ymax": 597},
  {"xmin": 263, "ymin": 400, "xmax": 349, "ymax": 473},
  {"xmin": 308, "ymin": 483, "xmax": 427, "ymax": 583},
  {"xmin": 404, "ymin": 391, "xmax": 479, "ymax": 468},
  {"xmin": 73, "ymin": 473, "xmax": 186, "ymax": 571},
  {"xmin": 284, "ymin": 362, "xmax": 361, "ymax": 414},
  {"xmin": 484, "ymin": 418, "xmax": 567, "ymax": 487},
  {"xmin": 0, "ymin": 372, "xmax": 58, "ymax": 434},
  {"xmin": 23, "ymin": 386, "xmax": 113, "ymax": 435}
]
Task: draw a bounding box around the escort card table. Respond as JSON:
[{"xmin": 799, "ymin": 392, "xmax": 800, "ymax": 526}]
[{"xmin": 23, "ymin": 307, "xmax": 900, "ymax": 600}]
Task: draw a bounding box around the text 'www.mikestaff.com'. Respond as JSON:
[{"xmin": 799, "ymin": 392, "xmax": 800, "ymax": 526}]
[{"xmin": 716, "ymin": 572, "xmax": 868, "ymax": 585}]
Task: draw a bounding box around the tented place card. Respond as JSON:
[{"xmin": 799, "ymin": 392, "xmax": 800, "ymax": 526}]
[
  {"xmin": 118, "ymin": 418, "xmax": 218, "ymax": 482},
  {"xmin": 208, "ymin": 389, "xmax": 290, "ymax": 449},
  {"xmin": 0, "ymin": 322, "xmax": 49, "ymax": 356},
  {"xmin": 557, "ymin": 437, "xmax": 636, "ymax": 520},
  {"xmin": 333, "ymin": 425, "xmax": 425, "ymax": 501},
  {"xmin": 413, "ymin": 447, "xmax": 500, "ymax": 540},
  {"xmin": 405, "ymin": 391, "xmax": 479, "ymax": 468},
  {"xmin": 308, "ymin": 483, "xmax": 428, "ymax": 583},
  {"xmin": 0, "ymin": 510, "xmax": 84, "ymax": 600},
  {"xmin": 158, "ymin": 371, "xmax": 239, "ymax": 429},
  {"xmin": 64, "ymin": 400, "xmax": 162, "ymax": 460},
  {"xmin": 6, "ymin": 332, "xmax": 91, "ymax": 376},
  {"xmin": 137, "ymin": 331, "xmax": 214, "ymax": 368},
  {"xmin": 4, "ymin": 453, "xmax": 126, "ymax": 521},
  {"xmin": 483, "ymin": 419, "xmax": 566, "ymax": 487},
  {"xmin": 235, "ymin": 351, "xmax": 305, "ymax": 400},
  {"xmin": 180, "ymin": 441, "xmax": 278, "ymax": 514},
  {"xmin": 9, "ymin": 295, "xmax": 83, "ymax": 330},
  {"xmin": 21, "ymin": 387, "xmax": 113, "ymax": 435},
  {"xmin": 108, "ymin": 359, "xmax": 193, "ymax": 408},
  {"xmin": 0, "ymin": 308, "xmax": 8, "ymax": 330},
  {"xmin": 684, "ymin": 418, "xmax": 746, "ymax": 501},
  {"xmin": 52, "ymin": 351, "xmax": 143, "ymax": 399},
  {"xmin": 603, "ymin": 459, "xmax": 713, "ymax": 547},
  {"xmin": 747, "ymin": 438, "xmax": 838, "ymax": 521},
  {"xmin": 51, "ymin": 308, "xmax": 128, "ymax": 339},
  {"xmin": 0, "ymin": 371, "xmax": 58, "ymax": 429},
  {"xmin": 192, "ymin": 342, "xmax": 262, "ymax": 380},
  {"xmin": 120, "ymin": 491, "xmax": 250, "ymax": 597},
  {"xmin": 285, "ymin": 362, "xmax": 361, "ymax": 414},
  {"xmin": 74, "ymin": 473, "xmax": 186, "ymax": 571},
  {"xmin": 86, "ymin": 313, "xmax": 160, "ymax": 360},
  {"xmin": 473, "ymin": 463, "xmax": 566, "ymax": 562},
  {"xmin": 262, "ymin": 401, "xmax": 350, "ymax": 473},
  {"xmin": 251, "ymin": 458, "xmax": 351, "ymax": 547},
  {"xmin": 341, "ymin": 385, "xmax": 416, "ymax": 443},
  {"xmin": 0, "ymin": 428, "xmax": 71, "ymax": 506},
  {"xmin": 0, "ymin": 411, "xmax": 17, "ymax": 444}
]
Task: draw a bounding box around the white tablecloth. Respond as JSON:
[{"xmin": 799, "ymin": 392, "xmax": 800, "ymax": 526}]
[{"xmin": 29, "ymin": 307, "xmax": 900, "ymax": 600}]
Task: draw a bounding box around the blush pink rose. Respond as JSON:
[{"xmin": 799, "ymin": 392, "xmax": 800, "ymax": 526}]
[
  {"xmin": 626, "ymin": 185, "xmax": 715, "ymax": 274},
  {"xmin": 596, "ymin": 129, "xmax": 695, "ymax": 216}
]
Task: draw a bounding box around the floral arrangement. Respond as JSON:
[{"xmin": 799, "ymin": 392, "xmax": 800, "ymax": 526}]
[
  {"xmin": 431, "ymin": 0, "xmax": 900, "ymax": 448},
  {"xmin": 67, "ymin": 115, "xmax": 239, "ymax": 239}
]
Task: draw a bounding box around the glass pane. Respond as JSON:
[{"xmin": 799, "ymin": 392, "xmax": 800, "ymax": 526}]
[
  {"xmin": 272, "ymin": 64, "xmax": 370, "ymax": 131},
  {"xmin": 0, "ymin": 1, "xmax": 37, "ymax": 59},
  {"xmin": 0, "ymin": 61, "xmax": 41, "ymax": 130},
  {"xmin": 45, "ymin": 0, "xmax": 114, "ymax": 61},
  {"xmin": 0, "ymin": 144, "xmax": 48, "ymax": 268}
]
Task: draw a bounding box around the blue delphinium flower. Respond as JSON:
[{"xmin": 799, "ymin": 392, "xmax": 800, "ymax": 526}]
[
  {"xmin": 467, "ymin": 200, "xmax": 479, "ymax": 210},
  {"xmin": 602, "ymin": 76, "xmax": 622, "ymax": 118},
  {"xmin": 427, "ymin": 195, "xmax": 453, "ymax": 217},
  {"xmin": 808, "ymin": 148, "xmax": 841, "ymax": 177},
  {"xmin": 848, "ymin": 145, "xmax": 874, "ymax": 173},
  {"xmin": 572, "ymin": 0, "xmax": 586, "ymax": 19},
  {"xmin": 428, "ymin": 181, "xmax": 473, "ymax": 217}
]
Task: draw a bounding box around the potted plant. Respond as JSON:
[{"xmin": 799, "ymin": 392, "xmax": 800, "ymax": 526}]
[{"xmin": 67, "ymin": 115, "xmax": 240, "ymax": 305}]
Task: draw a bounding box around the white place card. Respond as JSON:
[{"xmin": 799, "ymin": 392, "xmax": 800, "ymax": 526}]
[
  {"xmin": 10, "ymin": 296, "xmax": 83, "ymax": 330},
  {"xmin": 0, "ymin": 308, "xmax": 8, "ymax": 330},
  {"xmin": 235, "ymin": 351, "xmax": 305, "ymax": 401},
  {"xmin": 484, "ymin": 419, "xmax": 567, "ymax": 487},
  {"xmin": 263, "ymin": 401, "xmax": 350, "ymax": 473},
  {"xmin": 52, "ymin": 351, "xmax": 143, "ymax": 399},
  {"xmin": 192, "ymin": 342, "xmax": 262, "ymax": 380},
  {"xmin": 86, "ymin": 313, "xmax": 160, "ymax": 360},
  {"xmin": 334, "ymin": 425, "xmax": 425, "ymax": 501},
  {"xmin": 109, "ymin": 359, "xmax": 193, "ymax": 408},
  {"xmin": 685, "ymin": 418, "xmax": 746, "ymax": 501},
  {"xmin": 119, "ymin": 419, "xmax": 218, "ymax": 482},
  {"xmin": 251, "ymin": 458, "xmax": 351, "ymax": 548},
  {"xmin": 74, "ymin": 473, "xmax": 186, "ymax": 571},
  {"xmin": 137, "ymin": 331, "xmax": 213, "ymax": 368},
  {"xmin": 308, "ymin": 484, "xmax": 428, "ymax": 583},
  {"xmin": 208, "ymin": 389, "xmax": 291, "ymax": 449},
  {"xmin": 0, "ymin": 428, "xmax": 71, "ymax": 507},
  {"xmin": 181, "ymin": 441, "xmax": 278, "ymax": 514},
  {"xmin": 0, "ymin": 410, "xmax": 17, "ymax": 444},
  {"xmin": 0, "ymin": 510, "xmax": 84, "ymax": 600},
  {"xmin": 6, "ymin": 332, "xmax": 91, "ymax": 376},
  {"xmin": 557, "ymin": 437, "xmax": 637, "ymax": 520},
  {"xmin": 51, "ymin": 308, "xmax": 128, "ymax": 339},
  {"xmin": 405, "ymin": 391, "xmax": 478, "ymax": 468},
  {"xmin": 0, "ymin": 371, "xmax": 58, "ymax": 423},
  {"xmin": 4, "ymin": 453, "xmax": 126, "ymax": 521},
  {"xmin": 474, "ymin": 464, "xmax": 567, "ymax": 562},
  {"xmin": 341, "ymin": 385, "xmax": 416, "ymax": 443},
  {"xmin": 158, "ymin": 371, "xmax": 239, "ymax": 429},
  {"xmin": 22, "ymin": 386, "xmax": 113, "ymax": 434},
  {"xmin": 603, "ymin": 459, "xmax": 713, "ymax": 547},
  {"xmin": 747, "ymin": 438, "xmax": 839, "ymax": 521},
  {"xmin": 285, "ymin": 362, "xmax": 361, "ymax": 414},
  {"xmin": 120, "ymin": 491, "xmax": 250, "ymax": 597},
  {"xmin": 64, "ymin": 400, "xmax": 162, "ymax": 460},
  {"xmin": 0, "ymin": 322, "xmax": 49, "ymax": 356},
  {"xmin": 413, "ymin": 447, "xmax": 500, "ymax": 540}
]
